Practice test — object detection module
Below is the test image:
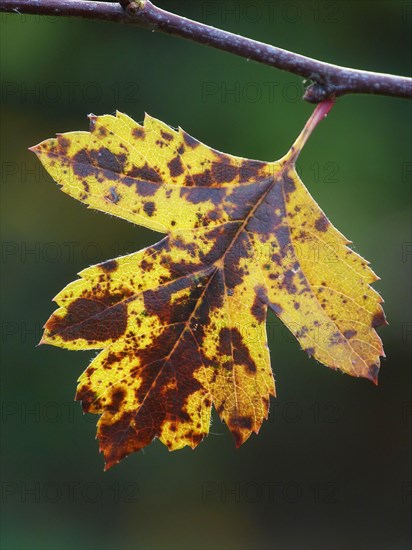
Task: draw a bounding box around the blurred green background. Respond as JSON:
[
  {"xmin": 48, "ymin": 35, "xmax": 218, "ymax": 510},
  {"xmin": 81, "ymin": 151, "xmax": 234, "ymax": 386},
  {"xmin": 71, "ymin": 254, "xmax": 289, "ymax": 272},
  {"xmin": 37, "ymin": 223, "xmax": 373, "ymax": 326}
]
[{"xmin": 1, "ymin": 1, "xmax": 411, "ymax": 549}]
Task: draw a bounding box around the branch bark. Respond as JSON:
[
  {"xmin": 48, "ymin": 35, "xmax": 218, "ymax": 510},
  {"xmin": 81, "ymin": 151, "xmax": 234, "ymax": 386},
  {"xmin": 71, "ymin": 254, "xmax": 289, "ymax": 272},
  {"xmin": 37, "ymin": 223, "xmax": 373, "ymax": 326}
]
[{"xmin": 1, "ymin": 0, "xmax": 411, "ymax": 102}]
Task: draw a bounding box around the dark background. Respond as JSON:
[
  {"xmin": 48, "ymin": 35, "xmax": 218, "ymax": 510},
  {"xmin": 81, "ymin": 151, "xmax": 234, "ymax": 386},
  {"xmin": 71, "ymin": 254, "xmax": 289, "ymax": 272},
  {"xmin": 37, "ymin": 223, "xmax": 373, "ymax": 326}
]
[{"xmin": 1, "ymin": 1, "xmax": 411, "ymax": 549}]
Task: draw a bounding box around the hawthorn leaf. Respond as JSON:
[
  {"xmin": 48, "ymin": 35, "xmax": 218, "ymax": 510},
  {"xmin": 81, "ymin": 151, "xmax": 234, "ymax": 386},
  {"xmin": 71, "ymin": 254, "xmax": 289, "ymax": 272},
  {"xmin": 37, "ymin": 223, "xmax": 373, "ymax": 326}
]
[{"xmin": 31, "ymin": 100, "xmax": 386, "ymax": 469}]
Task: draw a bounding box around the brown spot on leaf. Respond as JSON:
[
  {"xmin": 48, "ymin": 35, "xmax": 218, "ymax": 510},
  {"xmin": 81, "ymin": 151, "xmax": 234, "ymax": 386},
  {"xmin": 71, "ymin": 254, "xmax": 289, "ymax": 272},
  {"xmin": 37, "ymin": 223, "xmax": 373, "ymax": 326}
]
[
  {"xmin": 314, "ymin": 215, "xmax": 329, "ymax": 232},
  {"xmin": 192, "ymin": 170, "xmax": 213, "ymax": 187},
  {"xmin": 182, "ymin": 131, "xmax": 200, "ymax": 148},
  {"xmin": 58, "ymin": 136, "xmax": 70, "ymax": 154},
  {"xmin": 122, "ymin": 176, "xmax": 158, "ymax": 197},
  {"xmin": 101, "ymin": 259, "xmax": 118, "ymax": 273},
  {"xmin": 161, "ymin": 130, "xmax": 173, "ymax": 141},
  {"xmin": 46, "ymin": 293, "xmax": 130, "ymax": 343},
  {"xmin": 143, "ymin": 273, "xmax": 209, "ymax": 325},
  {"xmin": 211, "ymin": 161, "xmax": 237, "ymax": 184},
  {"xmin": 72, "ymin": 150, "xmax": 95, "ymax": 178},
  {"xmin": 371, "ymin": 310, "xmax": 387, "ymax": 328},
  {"xmin": 230, "ymin": 415, "xmax": 252, "ymax": 430},
  {"xmin": 168, "ymin": 156, "xmax": 184, "ymax": 178},
  {"xmin": 251, "ymin": 285, "xmax": 267, "ymax": 322},
  {"xmin": 282, "ymin": 174, "xmax": 296, "ymax": 194},
  {"xmin": 127, "ymin": 163, "xmax": 162, "ymax": 183},
  {"xmin": 75, "ymin": 384, "xmax": 96, "ymax": 413},
  {"xmin": 132, "ymin": 127, "xmax": 144, "ymax": 139},
  {"xmin": 90, "ymin": 148, "xmax": 126, "ymax": 174},
  {"xmin": 143, "ymin": 201, "xmax": 156, "ymax": 217},
  {"xmin": 281, "ymin": 270, "xmax": 297, "ymax": 294},
  {"xmin": 239, "ymin": 160, "xmax": 264, "ymax": 182},
  {"xmin": 107, "ymin": 388, "xmax": 126, "ymax": 413},
  {"xmin": 229, "ymin": 327, "xmax": 257, "ymax": 374}
]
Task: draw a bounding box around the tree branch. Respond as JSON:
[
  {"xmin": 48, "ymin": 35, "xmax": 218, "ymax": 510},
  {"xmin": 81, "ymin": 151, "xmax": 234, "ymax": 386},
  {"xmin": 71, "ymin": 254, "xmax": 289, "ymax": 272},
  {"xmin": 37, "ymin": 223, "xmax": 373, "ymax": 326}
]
[{"xmin": 1, "ymin": 0, "xmax": 411, "ymax": 102}]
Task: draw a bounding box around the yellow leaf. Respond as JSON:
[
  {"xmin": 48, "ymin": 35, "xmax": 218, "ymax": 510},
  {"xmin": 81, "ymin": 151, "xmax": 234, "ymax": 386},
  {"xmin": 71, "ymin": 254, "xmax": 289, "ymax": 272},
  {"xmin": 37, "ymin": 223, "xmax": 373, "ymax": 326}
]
[{"xmin": 31, "ymin": 100, "xmax": 386, "ymax": 469}]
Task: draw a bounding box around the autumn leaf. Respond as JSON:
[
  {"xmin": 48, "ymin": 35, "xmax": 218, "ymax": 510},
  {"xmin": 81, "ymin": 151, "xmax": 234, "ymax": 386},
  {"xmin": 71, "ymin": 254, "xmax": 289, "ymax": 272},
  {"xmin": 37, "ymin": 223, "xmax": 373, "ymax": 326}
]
[{"xmin": 30, "ymin": 100, "xmax": 386, "ymax": 469}]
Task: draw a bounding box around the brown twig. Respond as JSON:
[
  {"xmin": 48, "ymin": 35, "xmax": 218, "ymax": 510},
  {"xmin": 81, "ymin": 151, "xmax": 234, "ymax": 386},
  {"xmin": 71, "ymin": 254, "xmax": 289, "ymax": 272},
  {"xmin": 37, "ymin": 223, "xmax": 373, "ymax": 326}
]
[{"xmin": 1, "ymin": 0, "xmax": 411, "ymax": 103}]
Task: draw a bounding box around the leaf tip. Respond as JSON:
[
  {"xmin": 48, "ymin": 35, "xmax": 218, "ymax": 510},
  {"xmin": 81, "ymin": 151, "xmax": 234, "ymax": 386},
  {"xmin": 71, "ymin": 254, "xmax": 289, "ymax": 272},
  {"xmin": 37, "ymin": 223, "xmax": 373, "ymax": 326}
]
[
  {"xmin": 366, "ymin": 364, "xmax": 380, "ymax": 386},
  {"xmin": 102, "ymin": 451, "xmax": 122, "ymax": 471},
  {"xmin": 103, "ymin": 461, "xmax": 113, "ymax": 472},
  {"xmin": 37, "ymin": 332, "xmax": 49, "ymax": 347}
]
